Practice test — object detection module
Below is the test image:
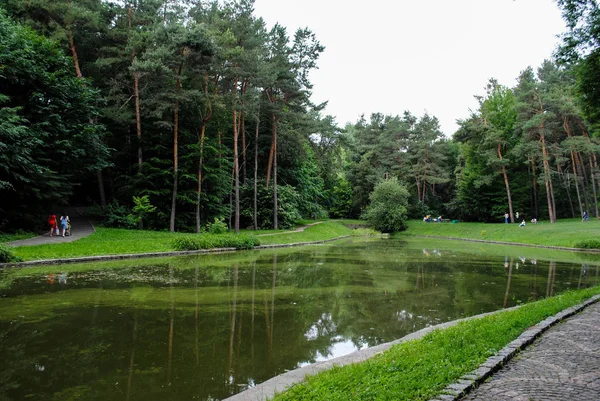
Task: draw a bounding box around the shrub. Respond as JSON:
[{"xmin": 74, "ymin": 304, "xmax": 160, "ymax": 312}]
[
  {"xmin": 172, "ymin": 234, "xmax": 259, "ymax": 251},
  {"xmin": 574, "ymin": 239, "xmax": 600, "ymax": 249},
  {"xmin": 239, "ymin": 180, "xmax": 302, "ymax": 229},
  {"xmin": 207, "ymin": 217, "xmax": 228, "ymax": 234},
  {"xmin": 127, "ymin": 195, "xmax": 157, "ymax": 228},
  {"xmin": 351, "ymin": 228, "xmax": 380, "ymax": 236},
  {"xmin": 361, "ymin": 178, "xmax": 410, "ymax": 233},
  {"xmin": 0, "ymin": 244, "xmax": 22, "ymax": 263}
]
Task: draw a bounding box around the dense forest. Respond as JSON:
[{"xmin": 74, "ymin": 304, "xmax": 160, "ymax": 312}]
[{"xmin": 1, "ymin": 0, "xmax": 600, "ymax": 232}]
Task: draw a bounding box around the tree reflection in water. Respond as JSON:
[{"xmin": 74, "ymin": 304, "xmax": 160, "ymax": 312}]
[{"xmin": 0, "ymin": 237, "xmax": 598, "ymax": 400}]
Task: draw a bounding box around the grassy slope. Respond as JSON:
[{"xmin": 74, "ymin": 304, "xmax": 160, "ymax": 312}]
[
  {"xmin": 10, "ymin": 221, "xmax": 354, "ymax": 261},
  {"xmin": 273, "ymin": 286, "xmax": 600, "ymax": 401},
  {"xmin": 399, "ymin": 218, "xmax": 600, "ymax": 248}
]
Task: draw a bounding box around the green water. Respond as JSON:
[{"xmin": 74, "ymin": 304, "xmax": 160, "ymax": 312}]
[{"xmin": 0, "ymin": 237, "xmax": 598, "ymax": 401}]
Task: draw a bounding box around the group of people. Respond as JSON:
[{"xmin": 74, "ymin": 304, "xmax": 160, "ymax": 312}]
[
  {"xmin": 504, "ymin": 212, "xmax": 537, "ymax": 226},
  {"xmin": 423, "ymin": 215, "xmax": 443, "ymax": 223},
  {"xmin": 48, "ymin": 213, "xmax": 70, "ymax": 237}
]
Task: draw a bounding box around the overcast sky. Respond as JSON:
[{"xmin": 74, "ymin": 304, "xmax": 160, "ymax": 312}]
[{"xmin": 252, "ymin": 0, "xmax": 567, "ymax": 136}]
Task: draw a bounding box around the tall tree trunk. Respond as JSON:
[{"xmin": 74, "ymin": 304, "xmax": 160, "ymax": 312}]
[
  {"xmin": 254, "ymin": 107, "xmax": 260, "ymax": 230},
  {"xmin": 170, "ymin": 55, "xmax": 184, "ymax": 232},
  {"xmin": 129, "ymin": 5, "xmax": 143, "ymax": 174},
  {"xmin": 272, "ymin": 115, "xmax": 278, "ymax": 230},
  {"xmin": 134, "ymin": 73, "xmax": 142, "ymax": 172},
  {"xmin": 233, "ymin": 74, "xmax": 240, "ymax": 233},
  {"xmin": 196, "ymin": 123, "xmax": 207, "ymax": 233},
  {"xmin": 241, "ymin": 79, "xmax": 248, "ymax": 183},
  {"xmin": 580, "ymin": 125, "xmax": 600, "ymax": 218},
  {"xmin": 67, "ymin": 28, "xmax": 83, "ymax": 79},
  {"xmin": 498, "ymin": 144, "xmax": 515, "ymax": 223},
  {"xmin": 588, "ymin": 155, "xmax": 599, "ymax": 218},
  {"xmin": 571, "ymin": 150, "xmax": 584, "ymax": 216},
  {"xmin": 564, "ymin": 119, "xmax": 584, "ymax": 216},
  {"xmin": 558, "ymin": 164, "xmax": 576, "ymax": 217},
  {"xmin": 576, "ymin": 151, "xmax": 591, "ymax": 213},
  {"xmin": 266, "ymin": 134, "xmax": 275, "ymax": 187},
  {"xmin": 549, "ymin": 168, "xmax": 557, "ymax": 221},
  {"xmin": 540, "ymin": 132, "xmax": 555, "ymax": 223},
  {"xmin": 531, "ymin": 157, "xmax": 538, "ymax": 218}
]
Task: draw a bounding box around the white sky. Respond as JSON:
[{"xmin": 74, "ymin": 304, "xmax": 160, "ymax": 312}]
[{"xmin": 252, "ymin": 0, "xmax": 567, "ymax": 136}]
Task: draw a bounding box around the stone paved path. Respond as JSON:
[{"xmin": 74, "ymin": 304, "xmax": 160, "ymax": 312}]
[
  {"xmin": 461, "ymin": 301, "xmax": 600, "ymax": 401},
  {"xmin": 4, "ymin": 207, "xmax": 95, "ymax": 247}
]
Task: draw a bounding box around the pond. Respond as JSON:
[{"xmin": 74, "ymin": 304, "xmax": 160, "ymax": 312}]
[{"xmin": 1, "ymin": 237, "xmax": 599, "ymax": 401}]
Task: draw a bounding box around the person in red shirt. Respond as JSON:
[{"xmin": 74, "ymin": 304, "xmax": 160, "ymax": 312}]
[{"xmin": 48, "ymin": 214, "xmax": 57, "ymax": 237}]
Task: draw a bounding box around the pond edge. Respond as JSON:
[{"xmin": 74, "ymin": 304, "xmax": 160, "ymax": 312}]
[
  {"xmin": 224, "ymin": 294, "xmax": 600, "ymax": 401},
  {"xmin": 0, "ymin": 235, "xmax": 352, "ymax": 268},
  {"xmin": 410, "ymin": 235, "xmax": 600, "ymax": 253}
]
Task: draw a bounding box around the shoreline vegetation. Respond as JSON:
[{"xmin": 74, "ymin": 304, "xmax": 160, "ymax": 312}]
[
  {"xmin": 271, "ymin": 287, "xmax": 600, "ymax": 401},
  {"xmin": 2, "ymin": 217, "xmax": 600, "ymax": 263}
]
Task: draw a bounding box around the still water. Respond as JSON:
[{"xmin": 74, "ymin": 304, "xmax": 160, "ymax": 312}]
[{"xmin": 1, "ymin": 237, "xmax": 598, "ymax": 400}]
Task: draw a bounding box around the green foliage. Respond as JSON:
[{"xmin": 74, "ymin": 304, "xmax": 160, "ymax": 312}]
[
  {"xmin": 329, "ymin": 177, "xmax": 353, "ymax": 218},
  {"xmin": 0, "ymin": 244, "xmax": 21, "ymax": 263},
  {"xmin": 361, "ymin": 178, "xmax": 409, "ymax": 233},
  {"xmin": 0, "ymin": 11, "xmax": 110, "ymax": 229},
  {"xmin": 172, "ymin": 233, "xmax": 259, "ymax": 250},
  {"xmin": 240, "ymin": 180, "xmax": 302, "ymax": 229},
  {"xmin": 207, "ymin": 217, "xmax": 228, "ymax": 234},
  {"xmin": 574, "ymin": 239, "xmax": 600, "ymax": 249},
  {"xmin": 98, "ymin": 201, "xmax": 133, "ymax": 229},
  {"xmin": 351, "ymin": 228, "xmax": 380, "ymax": 236},
  {"xmin": 127, "ymin": 195, "xmax": 157, "ymax": 228}
]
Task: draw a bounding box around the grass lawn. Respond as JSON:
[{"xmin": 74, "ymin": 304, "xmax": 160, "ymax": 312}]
[
  {"xmin": 0, "ymin": 231, "xmax": 37, "ymax": 243},
  {"xmin": 399, "ymin": 218, "xmax": 600, "ymax": 248},
  {"xmin": 9, "ymin": 221, "xmax": 356, "ymax": 261},
  {"xmin": 272, "ymin": 286, "xmax": 600, "ymax": 401},
  {"xmin": 7, "ymin": 217, "xmax": 600, "ymax": 262}
]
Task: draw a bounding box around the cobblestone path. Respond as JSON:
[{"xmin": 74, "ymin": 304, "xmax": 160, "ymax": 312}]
[{"xmin": 462, "ymin": 301, "xmax": 600, "ymax": 401}]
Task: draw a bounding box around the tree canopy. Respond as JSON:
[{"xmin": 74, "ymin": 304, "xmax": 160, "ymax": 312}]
[{"xmin": 2, "ymin": 0, "xmax": 600, "ymax": 233}]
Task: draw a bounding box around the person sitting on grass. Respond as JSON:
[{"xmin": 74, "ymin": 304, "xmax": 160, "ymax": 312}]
[
  {"xmin": 519, "ymin": 220, "xmax": 526, "ymax": 227},
  {"xmin": 531, "ymin": 218, "xmax": 537, "ymax": 224}
]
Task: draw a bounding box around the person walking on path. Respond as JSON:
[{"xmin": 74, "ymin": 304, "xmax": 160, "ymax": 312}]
[
  {"xmin": 5, "ymin": 207, "xmax": 94, "ymax": 247},
  {"xmin": 48, "ymin": 213, "xmax": 57, "ymax": 237},
  {"xmin": 60, "ymin": 214, "xmax": 69, "ymax": 237}
]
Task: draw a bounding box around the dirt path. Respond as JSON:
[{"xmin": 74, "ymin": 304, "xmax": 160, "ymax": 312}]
[{"xmin": 256, "ymin": 221, "xmax": 325, "ymax": 237}]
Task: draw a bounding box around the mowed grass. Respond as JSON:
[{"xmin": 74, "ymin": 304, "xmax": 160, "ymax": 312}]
[
  {"xmin": 11, "ymin": 228, "xmax": 189, "ymax": 261},
  {"xmin": 272, "ymin": 286, "xmax": 600, "ymax": 401},
  {"xmin": 400, "ymin": 218, "xmax": 600, "ymax": 248},
  {"xmin": 9, "ymin": 221, "xmax": 355, "ymax": 261},
  {"xmin": 258, "ymin": 221, "xmax": 354, "ymax": 245}
]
